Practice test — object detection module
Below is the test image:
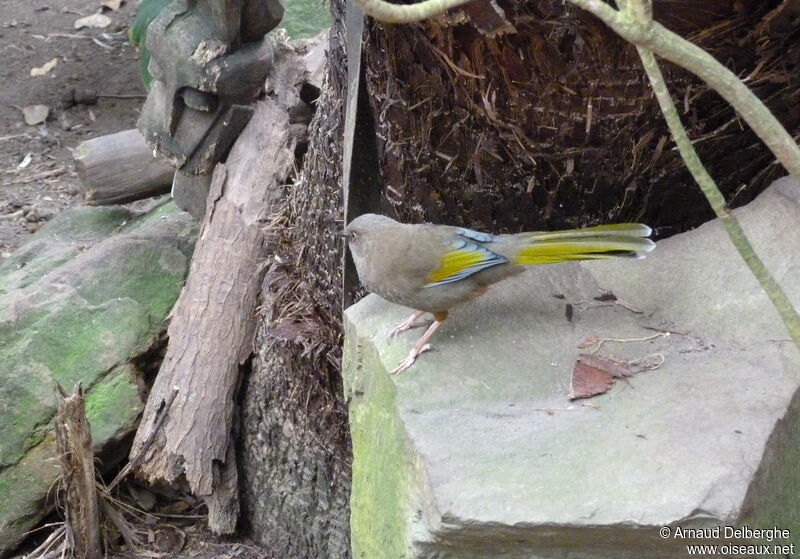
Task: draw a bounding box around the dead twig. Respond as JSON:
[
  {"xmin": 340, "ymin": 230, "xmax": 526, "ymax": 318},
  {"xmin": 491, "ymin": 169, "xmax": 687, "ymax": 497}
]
[
  {"xmin": 106, "ymin": 387, "xmax": 179, "ymax": 492},
  {"xmin": 532, "ymin": 402, "xmax": 600, "ymax": 414},
  {"xmin": 578, "ymin": 332, "xmax": 667, "ymax": 354},
  {"xmin": 0, "ymin": 133, "xmax": 31, "ymax": 141},
  {"xmin": 12, "ymin": 167, "xmax": 66, "ymax": 184},
  {"xmin": 626, "ymin": 352, "xmax": 666, "ymax": 372},
  {"xmin": 429, "ymin": 44, "xmax": 486, "ymax": 80},
  {"xmin": 0, "ymin": 210, "xmax": 24, "ymax": 220},
  {"xmin": 98, "ymin": 499, "xmax": 143, "ymax": 551},
  {"xmin": 28, "ymin": 525, "xmax": 66, "ymax": 559},
  {"xmin": 641, "ymin": 325, "xmax": 692, "ymax": 336},
  {"xmin": 54, "ymin": 384, "xmax": 102, "ymax": 559}
]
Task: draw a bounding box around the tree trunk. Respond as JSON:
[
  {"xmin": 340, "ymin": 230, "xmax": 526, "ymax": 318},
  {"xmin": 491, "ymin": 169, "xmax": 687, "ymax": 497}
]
[{"xmin": 237, "ymin": 4, "xmax": 352, "ymax": 558}]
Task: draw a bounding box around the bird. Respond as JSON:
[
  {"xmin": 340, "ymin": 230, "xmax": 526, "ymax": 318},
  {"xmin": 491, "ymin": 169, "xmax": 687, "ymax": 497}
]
[{"xmin": 344, "ymin": 213, "xmax": 655, "ymax": 374}]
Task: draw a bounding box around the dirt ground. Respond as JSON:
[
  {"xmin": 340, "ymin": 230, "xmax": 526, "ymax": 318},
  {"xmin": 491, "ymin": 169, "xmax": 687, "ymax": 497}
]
[{"xmin": 0, "ymin": 0, "xmax": 144, "ymax": 259}]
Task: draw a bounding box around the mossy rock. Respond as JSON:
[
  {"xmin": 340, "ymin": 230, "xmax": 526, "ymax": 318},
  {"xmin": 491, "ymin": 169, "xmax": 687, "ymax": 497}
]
[{"xmin": 0, "ymin": 199, "xmax": 197, "ymax": 556}]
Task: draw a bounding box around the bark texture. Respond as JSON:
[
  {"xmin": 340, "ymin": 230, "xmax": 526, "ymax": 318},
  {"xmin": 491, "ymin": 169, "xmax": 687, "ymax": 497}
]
[
  {"xmin": 238, "ymin": 4, "xmax": 352, "ymax": 557},
  {"xmin": 363, "ymin": 0, "xmax": 800, "ymax": 236}
]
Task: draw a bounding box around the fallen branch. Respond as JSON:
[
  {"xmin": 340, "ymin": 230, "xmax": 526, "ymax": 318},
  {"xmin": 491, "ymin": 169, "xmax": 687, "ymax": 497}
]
[
  {"xmin": 96, "ymin": 93, "xmax": 148, "ymax": 99},
  {"xmin": 127, "ymin": 34, "xmax": 327, "ymax": 534},
  {"xmin": 28, "ymin": 525, "xmax": 66, "ymax": 559},
  {"xmin": 12, "ymin": 167, "xmax": 66, "ymax": 184},
  {"xmin": 578, "ymin": 332, "xmax": 667, "ymax": 354},
  {"xmin": 106, "ymin": 386, "xmax": 178, "ymax": 493}
]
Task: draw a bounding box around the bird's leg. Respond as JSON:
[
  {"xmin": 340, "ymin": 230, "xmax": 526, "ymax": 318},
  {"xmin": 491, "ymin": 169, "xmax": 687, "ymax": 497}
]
[
  {"xmin": 387, "ymin": 310, "xmax": 428, "ymax": 341},
  {"xmin": 390, "ymin": 311, "xmax": 447, "ymax": 374}
]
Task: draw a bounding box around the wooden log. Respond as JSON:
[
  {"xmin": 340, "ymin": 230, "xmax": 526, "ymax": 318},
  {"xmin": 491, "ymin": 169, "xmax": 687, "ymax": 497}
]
[
  {"xmin": 129, "ymin": 100, "xmax": 294, "ymax": 534},
  {"xmin": 74, "ymin": 129, "xmax": 174, "ymax": 206},
  {"xmin": 129, "ymin": 35, "xmax": 321, "ymax": 534},
  {"xmin": 54, "ymin": 384, "xmax": 102, "ymax": 559}
]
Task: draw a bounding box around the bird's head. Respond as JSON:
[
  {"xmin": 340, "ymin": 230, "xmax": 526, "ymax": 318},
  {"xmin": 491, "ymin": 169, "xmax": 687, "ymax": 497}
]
[{"xmin": 343, "ymin": 213, "xmax": 397, "ymax": 259}]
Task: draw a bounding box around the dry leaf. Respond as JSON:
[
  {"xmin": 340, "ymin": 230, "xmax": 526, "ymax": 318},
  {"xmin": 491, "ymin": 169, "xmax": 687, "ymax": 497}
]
[
  {"xmin": 30, "ymin": 58, "xmax": 58, "ymax": 76},
  {"xmin": 74, "ymin": 13, "xmax": 112, "ymax": 29},
  {"xmin": 568, "ymin": 353, "xmax": 631, "ymax": 400},
  {"xmin": 22, "ymin": 104, "xmax": 50, "ymax": 125},
  {"xmin": 578, "ymin": 353, "xmax": 631, "ymax": 378},
  {"xmin": 101, "ymin": 0, "xmax": 124, "ymax": 9}
]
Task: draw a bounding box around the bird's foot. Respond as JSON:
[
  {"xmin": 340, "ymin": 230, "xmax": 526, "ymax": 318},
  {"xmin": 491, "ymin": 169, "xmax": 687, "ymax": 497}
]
[
  {"xmin": 387, "ymin": 311, "xmax": 428, "ymax": 341},
  {"xmin": 390, "ymin": 344, "xmax": 432, "ymax": 375}
]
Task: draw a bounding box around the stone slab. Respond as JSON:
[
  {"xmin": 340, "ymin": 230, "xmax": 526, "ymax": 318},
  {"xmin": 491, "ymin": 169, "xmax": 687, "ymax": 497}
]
[{"xmin": 343, "ymin": 177, "xmax": 800, "ymax": 558}]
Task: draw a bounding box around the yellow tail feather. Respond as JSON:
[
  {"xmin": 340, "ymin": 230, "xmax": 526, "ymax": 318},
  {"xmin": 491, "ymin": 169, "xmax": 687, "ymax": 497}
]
[{"xmin": 512, "ymin": 228, "xmax": 655, "ymax": 265}]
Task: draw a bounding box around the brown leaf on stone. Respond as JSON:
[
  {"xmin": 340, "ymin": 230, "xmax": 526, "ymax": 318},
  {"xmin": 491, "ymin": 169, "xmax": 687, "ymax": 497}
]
[{"xmin": 568, "ymin": 353, "xmax": 631, "ymax": 400}]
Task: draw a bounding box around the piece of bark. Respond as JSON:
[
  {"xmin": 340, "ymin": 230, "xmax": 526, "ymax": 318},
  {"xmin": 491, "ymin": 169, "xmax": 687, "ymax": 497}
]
[
  {"xmin": 54, "ymin": 385, "xmax": 102, "ymax": 559},
  {"xmin": 129, "ymin": 37, "xmax": 306, "ymax": 531},
  {"xmin": 74, "ymin": 129, "xmax": 174, "ymax": 205},
  {"xmin": 568, "ymin": 354, "xmax": 632, "ymax": 400}
]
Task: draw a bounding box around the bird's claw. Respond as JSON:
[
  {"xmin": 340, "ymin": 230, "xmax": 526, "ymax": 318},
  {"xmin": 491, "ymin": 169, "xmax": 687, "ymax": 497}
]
[
  {"xmin": 386, "ymin": 324, "xmax": 409, "ymax": 341},
  {"xmin": 390, "ymin": 344, "xmax": 431, "ymax": 374},
  {"xmin": 386, "ymin": 312, "xmax": 429, "ymax": 342}
]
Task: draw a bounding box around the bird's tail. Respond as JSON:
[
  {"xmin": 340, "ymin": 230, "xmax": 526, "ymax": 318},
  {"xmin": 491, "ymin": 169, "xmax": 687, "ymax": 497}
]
[{"xmin": 508, "ymin": 223, "xmax": 655, "ymax": 264}]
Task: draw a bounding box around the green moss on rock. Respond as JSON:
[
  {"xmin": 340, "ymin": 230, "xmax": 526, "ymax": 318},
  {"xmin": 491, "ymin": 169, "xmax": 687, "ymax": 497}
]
[
  {"xmin": 344, "ymin": 323, "xmax": 418, "ymax": 559},
  {"xmin": 85, "ymin": 364, "xmax": 145, "ymax": 448}
]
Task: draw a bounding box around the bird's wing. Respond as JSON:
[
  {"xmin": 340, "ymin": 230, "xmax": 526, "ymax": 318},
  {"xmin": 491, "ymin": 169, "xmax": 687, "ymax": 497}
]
[{"xmin": 423, "ymin": 228, "xmax": 507, "ymax": 288}]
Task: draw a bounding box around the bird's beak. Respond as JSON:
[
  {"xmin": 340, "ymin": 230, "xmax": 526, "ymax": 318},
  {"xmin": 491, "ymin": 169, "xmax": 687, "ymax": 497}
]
[{"xmin": 335, "ymin": 228, "xmax": 347, "ymax": 238}]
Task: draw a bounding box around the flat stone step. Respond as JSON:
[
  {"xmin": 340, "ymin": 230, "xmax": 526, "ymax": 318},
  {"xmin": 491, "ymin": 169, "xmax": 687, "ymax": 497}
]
[{"xmin": 343, "ymin": 177, "xmax": 800, "ymax": 558}]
